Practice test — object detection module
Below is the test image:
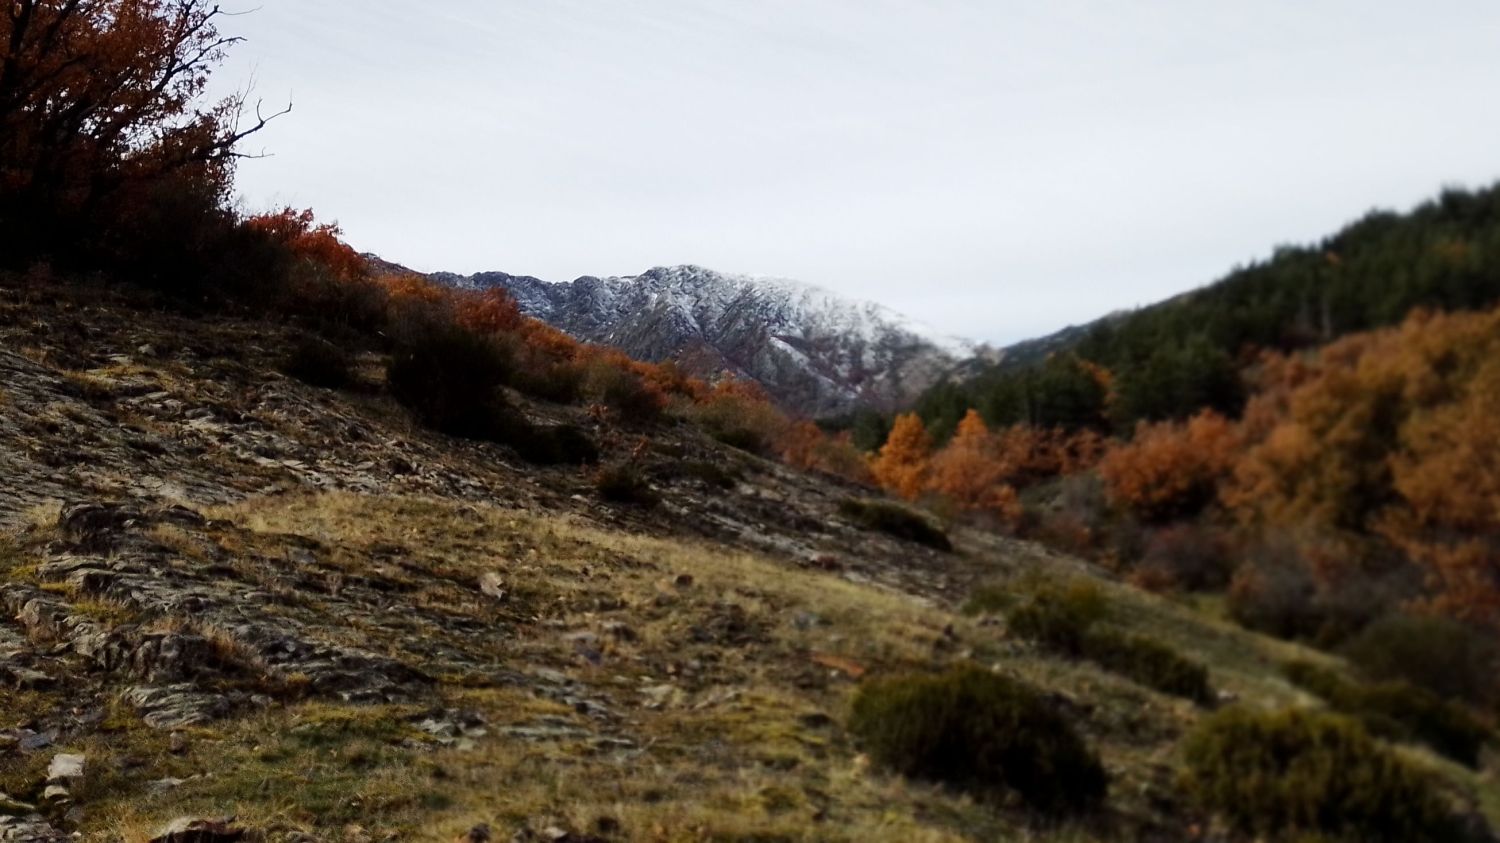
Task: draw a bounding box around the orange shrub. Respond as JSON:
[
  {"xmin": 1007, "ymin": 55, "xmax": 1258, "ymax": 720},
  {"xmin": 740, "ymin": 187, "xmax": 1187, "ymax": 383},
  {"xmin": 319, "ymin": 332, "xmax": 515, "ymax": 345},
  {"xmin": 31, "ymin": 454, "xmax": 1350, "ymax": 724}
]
[
  {"xmin": 517, "ymin": 320, "xmax": 585, "ymax": 361},
  {"xmin": 378, "ymin": 271, "xmax": 448, "ymax": 305},
  {"xmin": 688, "ymin": 378, "xmax": 788, "ymax": 453},
  {"xmin": 245, "ymin": 207, "xmax": 368, "ymax": 283},
  {"xmin": 779, "ymin": 420, "xmax": 826, "ymax": 472},
  {"xmin": 778, "ymin": 421, "xmax": 875, "ymax": 485},
  {"xmin": 638, "ymin": 361, "xmax": 707, "ymax": 402},
  {"xmin": 455, "ymin": 287, "xmax": 524, "ymax": 335}
]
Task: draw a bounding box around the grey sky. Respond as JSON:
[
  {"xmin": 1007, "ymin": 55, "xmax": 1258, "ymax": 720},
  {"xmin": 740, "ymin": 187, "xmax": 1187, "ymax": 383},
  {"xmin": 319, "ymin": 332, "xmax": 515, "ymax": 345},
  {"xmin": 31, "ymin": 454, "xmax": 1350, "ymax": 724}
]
[{"xmin": 217, "ymin": 1, "xmax": 1500, "ymax": 344}]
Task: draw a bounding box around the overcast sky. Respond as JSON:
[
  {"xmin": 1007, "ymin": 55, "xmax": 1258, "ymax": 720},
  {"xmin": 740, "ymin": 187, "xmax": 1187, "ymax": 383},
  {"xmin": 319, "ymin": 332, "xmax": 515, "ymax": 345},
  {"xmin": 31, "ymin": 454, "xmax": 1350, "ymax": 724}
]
[{"xmin": 216, "ymin": 1, "xmax": 1500, "ymax": 344}]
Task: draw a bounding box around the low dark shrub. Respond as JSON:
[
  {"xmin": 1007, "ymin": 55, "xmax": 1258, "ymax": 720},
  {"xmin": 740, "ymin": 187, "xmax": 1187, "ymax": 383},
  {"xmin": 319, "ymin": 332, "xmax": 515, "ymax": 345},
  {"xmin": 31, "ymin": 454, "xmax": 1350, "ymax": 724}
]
[
  {"xmin": 962, "ymin": 583, "xmax": 1014, "ymax": 616},
  {"xmin": 1082, "ymin": 630, "xmax": 1214, "ymax": 704},
  {"xmin": 387, "ymin": 310, "xmax": 516, "ymax": 440},
  {"xmin": 1020, "ymin": 474, "xmax": 1116, "ymax": 559},
  {"xmin": 1183, "ymin": 707, "xmax": 1467, "ymax": 843},
  {"xmin": 1135, "ymin": 524, "xmax": 1233, "ymax": 591},
  {"xmin": 848, "ymin": 666, "xmax": 1107, "ymax": 814},
  {"xmin": 1227, "ymin": 534, "xmax": 1418, "ymax": 647},
  {"xmin": 838, "ymin": 499, "xmax": 952, "ymax": 552},
  {"xmin": 709, "ymin": 425, "xmax": 770, "ymax": 454},
  {"xmin": 80, "ymin": 173, "xmax": 260, "ymax": 301},
  {"xmin": 282, "ymin": 334, "xmax": 356, "ymax": 389},
  {"xmin": 513, "ymin": 360, "xmax": 586, "ymax": 405},
  {"xmin": 1028, "ymin": 509, "xmax": 1099, "ymax": 558},
  {"xmin": 1004, "ymin": 579, "xmax": 1108, "ymax": 655},
  {"xmin": 595, "ymin": 463, "xmax": 659, "ymax": 507},
  {"xmin": 508, "ymin": 422, "xmax": 600, "ymax": 466},
  {"xmin": 278, "ymin": 270, "xmax": 392, "ymax": 340},
  {"xmin": 1006, "ymin": 581, "xmax": 1214, "ymax": 703},
  {"xmin": 1226, "ymin": 554, "xmax": 1321, "ymax": 641},
  {"xmin": 1283, "ymin": 661, "xmax": 1492, "ymax": 767},
  {"xmin": 588, "ymin": 364, "xmax": 664, "ymax": 425},
  {"xmin": 1342, "ymin": 614, "xmax": 1499, "ymax": 707}
]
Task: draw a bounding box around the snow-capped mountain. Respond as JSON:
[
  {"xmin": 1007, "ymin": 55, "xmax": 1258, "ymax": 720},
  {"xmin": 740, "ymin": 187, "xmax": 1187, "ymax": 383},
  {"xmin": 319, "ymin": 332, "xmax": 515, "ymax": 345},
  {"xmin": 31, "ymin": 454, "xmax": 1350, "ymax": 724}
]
[{"xmin": 431, "ymin": 265, "xmax": 974, "ymax": 417}]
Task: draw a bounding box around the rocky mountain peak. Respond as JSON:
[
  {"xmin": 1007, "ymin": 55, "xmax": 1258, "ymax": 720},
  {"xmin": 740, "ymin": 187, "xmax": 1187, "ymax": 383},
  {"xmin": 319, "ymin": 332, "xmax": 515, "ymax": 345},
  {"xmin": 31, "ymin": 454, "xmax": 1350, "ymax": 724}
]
[{"xmin": 434, "ymin": 263, "xmax": 971, "ymax": 416}]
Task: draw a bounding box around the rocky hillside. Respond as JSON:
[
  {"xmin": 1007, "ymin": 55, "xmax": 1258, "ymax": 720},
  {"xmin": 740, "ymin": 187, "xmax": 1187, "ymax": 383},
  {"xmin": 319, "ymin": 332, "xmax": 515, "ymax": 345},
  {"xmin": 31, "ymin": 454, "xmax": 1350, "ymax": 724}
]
[
  {"xmin": 0, "ymin": 275, "xmax": 1494, "ymax": 842},
  {"xmin": 431, "ymin": 265, "xmax": 973, "ymax": 416}
]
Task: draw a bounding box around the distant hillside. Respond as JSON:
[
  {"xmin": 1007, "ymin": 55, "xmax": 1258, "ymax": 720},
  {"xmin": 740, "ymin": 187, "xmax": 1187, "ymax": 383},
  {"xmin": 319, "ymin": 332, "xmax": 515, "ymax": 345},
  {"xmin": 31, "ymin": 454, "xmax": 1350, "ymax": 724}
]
[
  {"xmin": 430, "ymin": 264, "xmax": 974, "ymax": 417},
  {"xmin": 920, "ymin": 183, "xmax": 1500, "ymax": 438}
]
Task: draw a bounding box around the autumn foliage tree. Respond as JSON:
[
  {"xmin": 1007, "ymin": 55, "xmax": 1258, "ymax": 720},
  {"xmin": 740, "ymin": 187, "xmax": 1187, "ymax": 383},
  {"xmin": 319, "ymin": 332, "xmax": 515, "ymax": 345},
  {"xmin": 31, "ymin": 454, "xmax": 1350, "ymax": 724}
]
[
  {"xmin": 1217, "ymin": 307, "xmax": 1500, "ymax": 628},
  {"xmin": 1382, "ymin": 357, "xmax": 1500, "ymax": 624},
  {"xmin": 926, "ymin": 410, "xmax": 1020, "ymax": 520},
  {"xmin": 0, "ymin": 1, "xmax": 281, "ymax": 268},
  {"xmin": 1098, "ymin": 410, "xmax": 1238, "ymax": 522},
  {"xmin": 872, "ymin": 413, "xmax": 932, "ymax": 501}
]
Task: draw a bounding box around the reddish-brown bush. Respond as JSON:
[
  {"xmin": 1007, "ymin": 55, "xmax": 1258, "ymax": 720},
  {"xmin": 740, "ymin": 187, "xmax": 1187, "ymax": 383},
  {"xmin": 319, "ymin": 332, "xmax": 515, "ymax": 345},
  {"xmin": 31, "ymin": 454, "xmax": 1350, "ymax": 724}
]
[{"xmin": 1098, "ymin": 410, "xmax": 1238, "ymax": 522}]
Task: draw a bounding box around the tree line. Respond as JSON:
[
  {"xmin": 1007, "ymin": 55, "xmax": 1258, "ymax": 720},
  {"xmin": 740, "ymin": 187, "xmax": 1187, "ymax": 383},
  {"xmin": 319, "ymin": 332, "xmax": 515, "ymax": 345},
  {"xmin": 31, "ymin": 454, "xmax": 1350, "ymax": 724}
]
[{"xmin": 909, "ymin": 183, "xmax": 1500, "ymax": 442}]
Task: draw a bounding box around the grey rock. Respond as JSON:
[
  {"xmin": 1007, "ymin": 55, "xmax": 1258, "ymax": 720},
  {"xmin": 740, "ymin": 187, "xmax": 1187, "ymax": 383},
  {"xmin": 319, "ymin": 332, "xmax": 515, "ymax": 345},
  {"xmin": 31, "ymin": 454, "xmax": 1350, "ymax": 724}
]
[
  {"xmin": 149, "ymin": 816, "xmax": 247, "ymax": 843},
  {"xmin": 44, "ymin": 753, "xmax": 83, "ymax": 783},
  {"xmin": 0, "ymin": 815, "xmax": 69, "ymax": 842},
  {"xmin": 477, "ymin": 572, "xmax": 507, "ymax": 600},
  {"xmin": 3, "ymin": 668, "xmax": 52, "ymax": 690},
  {"xmin": 125, "ymin": 685, "xmax": 234, "ymax": 730},
  {"xmin": 15, "ymin": 731, "xmax": 53, "ymax": 752}
]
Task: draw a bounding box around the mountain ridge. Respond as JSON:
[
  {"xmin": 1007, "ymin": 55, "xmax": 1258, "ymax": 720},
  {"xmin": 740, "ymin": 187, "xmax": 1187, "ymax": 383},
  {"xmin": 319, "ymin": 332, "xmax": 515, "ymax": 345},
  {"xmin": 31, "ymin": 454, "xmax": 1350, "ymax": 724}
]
[{"xmin": 425, "ymin": 263, "xmax": 979, "ymax": 416}]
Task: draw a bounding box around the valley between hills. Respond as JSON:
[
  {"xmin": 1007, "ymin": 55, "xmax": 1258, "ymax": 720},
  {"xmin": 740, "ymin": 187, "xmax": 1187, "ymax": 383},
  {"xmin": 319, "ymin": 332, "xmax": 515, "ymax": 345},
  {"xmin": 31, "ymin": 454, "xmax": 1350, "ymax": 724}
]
[{"xmin": 0, "ymin": 274, "xmax": 1493, "ymax": 842}]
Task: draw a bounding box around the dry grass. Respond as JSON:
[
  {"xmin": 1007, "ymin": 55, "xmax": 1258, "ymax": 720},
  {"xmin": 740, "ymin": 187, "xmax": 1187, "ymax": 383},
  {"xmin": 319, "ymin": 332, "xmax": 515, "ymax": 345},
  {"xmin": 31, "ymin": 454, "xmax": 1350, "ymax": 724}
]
[{"xmin": 19, "ymin": 489, "xmax": 1483, "ymax": 841}]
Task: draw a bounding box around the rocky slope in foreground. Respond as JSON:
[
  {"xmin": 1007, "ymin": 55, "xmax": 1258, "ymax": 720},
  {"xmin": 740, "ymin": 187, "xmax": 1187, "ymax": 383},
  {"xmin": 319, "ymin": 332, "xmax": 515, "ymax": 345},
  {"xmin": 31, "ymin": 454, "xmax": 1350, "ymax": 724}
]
[
  {"xmin": 432, "ymin": 265, "xmax": 974, "ymax": 416},
  {"xmin": 0, "ymin": 277, "xmax": 1493, "ymax": 841}
]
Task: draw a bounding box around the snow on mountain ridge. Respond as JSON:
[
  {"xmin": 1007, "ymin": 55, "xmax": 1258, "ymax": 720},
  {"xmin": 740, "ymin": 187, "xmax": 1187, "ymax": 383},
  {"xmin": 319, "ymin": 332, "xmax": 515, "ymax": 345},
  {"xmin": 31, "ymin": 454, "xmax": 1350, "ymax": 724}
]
[
  {"xmin": 431, "ymin": 263, "xmax": 972, "ymax": 416},
  {"xmin": 623, "ymin": 265, "xmax": 973, "ymax": 357}
]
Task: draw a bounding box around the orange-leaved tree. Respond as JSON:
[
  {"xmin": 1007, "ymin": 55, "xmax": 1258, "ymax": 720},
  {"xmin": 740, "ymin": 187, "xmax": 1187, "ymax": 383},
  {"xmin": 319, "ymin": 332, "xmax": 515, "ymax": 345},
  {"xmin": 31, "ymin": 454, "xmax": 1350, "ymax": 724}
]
[
  {"xmin": 1098, "ymin": 409, "xmax": 1238, "ymax": 522},
  {"xmin": 872, "ymin": 413, "xmax": 932, "ymax": 501},
  {"xmin": 927, "ymin": 410, "xmax": 1020, "ymax": 519},
  {"xmin": 1226, "ymin": 308, "xmax": 1499, "ymax": 532},
  {"xmin": 1221, "ymin": 306, "xmax": 1500, "ymax": 626},
  {"xmin": 1380, "ymin": 358, "xmax": 1500, "ymax": 626}
]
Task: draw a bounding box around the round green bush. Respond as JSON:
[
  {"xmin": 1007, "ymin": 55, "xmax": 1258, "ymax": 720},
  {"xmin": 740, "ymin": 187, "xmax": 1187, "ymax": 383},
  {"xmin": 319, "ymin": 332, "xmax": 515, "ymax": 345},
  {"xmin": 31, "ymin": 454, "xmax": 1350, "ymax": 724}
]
[
  {"xmin": 1282, "ymin": 661, "xmax": 1492, "ymax": 768},
  {"xmin": 848, "ymin": 666, "xmax": 1106, "ymax": 814},
  {"xmin": 1342, "ymin": 614, "xmax": 1498, "ymax": 707},
  {"xmin": 1183, "ymin": 707, "xmax": 1467, "ymax": 843},
  {"xmin": 1081, "ymin": 630, "xmax": 1213, "ymax": 704},
  {"xmin": 1005, "ymin": 579, "xmax": 1108, "ymax": 655}
]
